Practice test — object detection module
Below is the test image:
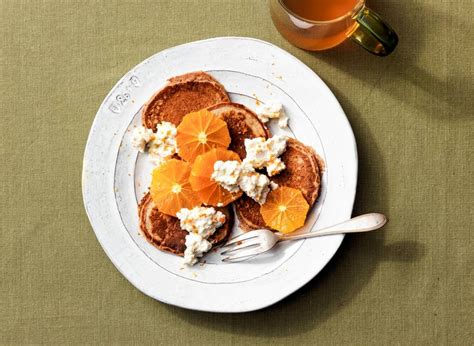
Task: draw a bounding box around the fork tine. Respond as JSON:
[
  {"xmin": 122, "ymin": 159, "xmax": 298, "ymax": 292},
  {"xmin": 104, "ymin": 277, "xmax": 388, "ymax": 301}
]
[
  {"xmin": 222, "ymin": 245, "xmax": 276, "ymax": 262},
  {"xmin": 221, "ymin": 242, "xmax": 260, "ymax": 256},
  {"xmin": 222, "ymin": 253, "xmax": 258, "ymax": 262},
  {"xmin": 227, "ymin": 231, "xmax": 258, "ymax": 243},
  {"xmin": 222, "ymin": 247, "xmax": 264, "ymax": 262},
  {"xmin": 220, "ymin": 232, "xmax": 259, "ymax": 250},
  {"xmin": 222, "ymin": 255, "xmax": 257, "ymax": 263}
]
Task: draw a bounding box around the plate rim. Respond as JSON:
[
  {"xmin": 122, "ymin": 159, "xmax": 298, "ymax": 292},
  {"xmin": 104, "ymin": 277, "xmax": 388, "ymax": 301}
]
[{"xmin": 82, "ymin": 36, "xmax": 358, "ymax": 312}]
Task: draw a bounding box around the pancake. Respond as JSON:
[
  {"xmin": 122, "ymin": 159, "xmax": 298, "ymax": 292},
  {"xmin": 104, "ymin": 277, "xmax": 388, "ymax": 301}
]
[
  {"xmin": 142, "ymin": 71, "xmax": 229, "ymax": 130},
  {"xmin": 138, "ymin": 192, "xmax": 234, "ymax": 256},
  {"xmin": 235, "ymin": 138, "xmax": 322, "ymax": 231},
  {"xmin": 207, "ymin": 102, "xmax": 270, "ymax": 159}
]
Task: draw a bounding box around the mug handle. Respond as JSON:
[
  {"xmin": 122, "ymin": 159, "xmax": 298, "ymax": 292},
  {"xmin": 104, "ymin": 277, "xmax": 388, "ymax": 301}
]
[{"xmin": 350, "ymin": 7, "xmax": 398, "ymax": 56}]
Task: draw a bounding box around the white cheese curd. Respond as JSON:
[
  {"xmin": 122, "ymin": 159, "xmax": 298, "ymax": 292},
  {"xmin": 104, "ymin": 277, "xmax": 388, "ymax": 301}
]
[
  {"xmin": 243, "ymin": 135, "xmax": 287, "ymax": 176},
  {"xmin": 277, "ymin": 111, "xmax": 289, "ymax": 128},
  {"xmin": 211, "ymin": 160, "xmax": 242, "ymax": 193},
  {"xmin": 269, "ymin": 181, "xmax": 279, "ymax": 190},
  {"xmin": 130, "ymin": 122, "xmax": 178, "ymax": 166},
  {"xmin": 131, "ymin": 126, "xmax": 154, "ymax": 152},
  {"xmin": 238, "ymin": 163, "xmax": 271, "ymax": 205},
  {"xmin": 176, "ymin": 206, "xmax": 226, "ymax": 239},
  {"xmin": 147, "ymin": 121, "xmax": 178, "ymax": 166},
  {"xmin": 177, "ymin": 206, "xmax": 226, "ymax": 266},
  {"xmin": 183, "ymin": 233, "xmax": 212, "ymax": 265},
  {"xmin": 211, "ymin": 161, "xmax": 272, "ymax": 204},
  {"xmin": 256, "ymin": 101, "xmax": 288, "ymax": 128},
  {"xmin": 266, "ymin": 158, "xmax": 286, "ymax": 177}
]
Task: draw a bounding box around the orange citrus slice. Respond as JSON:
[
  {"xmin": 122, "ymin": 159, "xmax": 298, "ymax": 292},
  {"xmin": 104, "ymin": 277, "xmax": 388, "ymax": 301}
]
[
  {"xmin": 260, "ymin": 186, "xmax": 309, "ymax": 233},
  {"xmin": 190, "ymin": 148, "xmax": 242, "ymax": 206},
  {"xmin": 150, "ymin": 159, "xmax": 202, "ymax": 216},
  {"xmin": 176, "ymin": 109, "xmax": 231, "ymax": 162}
]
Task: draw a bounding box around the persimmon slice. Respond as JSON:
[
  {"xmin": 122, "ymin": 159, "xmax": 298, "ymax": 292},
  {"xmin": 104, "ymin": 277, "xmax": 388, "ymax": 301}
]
[
  {"xmin": 260, "ymin": 186, "xmax": 309, "ymax": 233},
  {"xmin": 176, "ymin": 109, "xmax": 231, "ymax": 162},
  {"xmin": 150, "ymin": 159, "xmax": 201, "ymax": 216}
]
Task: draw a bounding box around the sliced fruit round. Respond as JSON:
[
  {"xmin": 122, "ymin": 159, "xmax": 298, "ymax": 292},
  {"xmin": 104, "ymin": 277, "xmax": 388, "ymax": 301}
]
[
  {"xmin": 190, "ymin": 148, "xmax": 242, "ymax": 206},
  {"xmin": 176, "ymin": 109, "xmax": 231, "ymax": 162},
  {"xmin": 260, "ymin": 186, "xmax": 309, "ymax": 234},
  {"xmin": 150, "ymin": 159, "xmax": 202, "ymax": 216}
]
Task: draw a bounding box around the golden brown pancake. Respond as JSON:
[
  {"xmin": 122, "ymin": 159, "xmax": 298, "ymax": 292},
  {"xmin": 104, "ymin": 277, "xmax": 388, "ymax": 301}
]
[
  {"xmin": 167, "ymin": 71, "xmax": 225, "ymax": 85},
  {"xmin": 138, "ymin": 193, "xmax": 233, "ymax": 256},
  {"xmin": 235, "ymin": 138, "xmax": 322, "ymax": 231},
  {"xmin": 207, "ymin": 102, "xmax": 269, "ymax": 159},
  {"xmin": 142, "ymin": 71, "xmax": 229, "ymax": 130}
]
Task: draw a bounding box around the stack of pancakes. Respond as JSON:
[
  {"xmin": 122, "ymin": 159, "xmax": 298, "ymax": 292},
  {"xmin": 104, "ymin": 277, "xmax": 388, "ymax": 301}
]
[{"xmin": 138, "ymin": 72, "xmax": 322, "ymax": 257}]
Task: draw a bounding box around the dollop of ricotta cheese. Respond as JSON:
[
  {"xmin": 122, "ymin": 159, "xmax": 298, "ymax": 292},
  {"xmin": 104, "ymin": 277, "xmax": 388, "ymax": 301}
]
[
  {"xmin": 211, "ymin": 160, "xmax": 242, "ymax": 193},
  {"xmin": 177, "ymin": 206, "xmax": 226, "ymax": 239},
  {"xmin": 148, "ymin": 121, "xmax": 178, "ymax": 165},
  {"xmin": 176, "ymin": 206, "xmax": 226, "ymax": 265},
  {"xmin": 211, "ymin": 161, "xmax": 275, "ymax": 205},
  {"xmin": 131, "ymin": 122, "xmax": 178, "ymax": 166},
  {"xmin": 238, "ymin": 163, "xmax": 272, "ymax": 204},
  {"xmin": 256, "ymin": 101, "xmax": 289, "ymax": 128},
  {"xmin": 243, "ymin": 135, "xmax": 287, "ymax": 176},
  {"xmin": 183, "ymin": 233, "xmax": 211, "ymax": 266},
  {"xmin": 131, "ymin": 126, "xmax": 154, "ymax": 152},
  {"xmin": 269, "ymin": 181, "xmax": 279, "ymax": 190}
]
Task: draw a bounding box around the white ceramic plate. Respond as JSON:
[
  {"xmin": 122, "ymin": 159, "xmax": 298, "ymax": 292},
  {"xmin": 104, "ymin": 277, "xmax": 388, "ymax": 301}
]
[{"xmin": 82, "ymin": 37, "xmax": 357, "ymax": 312}]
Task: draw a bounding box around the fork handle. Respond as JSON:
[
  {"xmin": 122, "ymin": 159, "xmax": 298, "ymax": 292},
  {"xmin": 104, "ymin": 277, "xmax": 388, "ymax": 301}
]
[{"xmin": 280, "ymin": 213, "xmax": 387, "ymax": 241}]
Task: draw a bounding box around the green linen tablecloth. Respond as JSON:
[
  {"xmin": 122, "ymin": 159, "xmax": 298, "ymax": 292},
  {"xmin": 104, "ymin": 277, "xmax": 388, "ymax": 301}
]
[{"xmin": 1, "ymin": 0, "xmax": 472, "ymax": 344}]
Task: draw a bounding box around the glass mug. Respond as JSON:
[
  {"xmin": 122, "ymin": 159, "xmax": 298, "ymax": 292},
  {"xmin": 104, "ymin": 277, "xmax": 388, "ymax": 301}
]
[{"xmin": 269, "ymin": 0, "xmax": 398, "ymax": 56}]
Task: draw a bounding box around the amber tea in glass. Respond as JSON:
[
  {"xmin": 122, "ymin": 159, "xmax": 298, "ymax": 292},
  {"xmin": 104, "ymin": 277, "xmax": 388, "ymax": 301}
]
[{"xmin": 270, "ymin": 0, "xmax": 398, "ymax": 56}]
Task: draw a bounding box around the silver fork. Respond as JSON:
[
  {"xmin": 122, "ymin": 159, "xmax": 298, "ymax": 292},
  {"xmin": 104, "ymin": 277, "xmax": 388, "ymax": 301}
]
[{"xmin": 220, "ymin": 213, "xmax": 387, "ymax": 262}]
